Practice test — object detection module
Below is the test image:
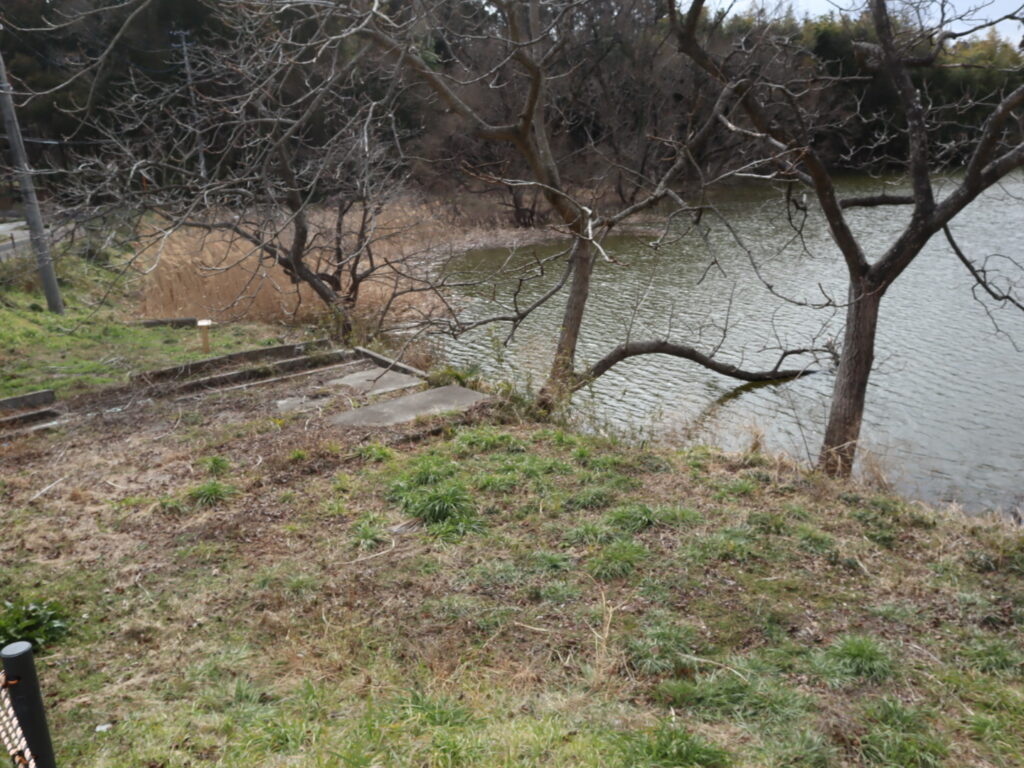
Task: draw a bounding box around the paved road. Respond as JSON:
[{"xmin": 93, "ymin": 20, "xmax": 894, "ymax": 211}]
[{"xmin": 0, "ymin": 220, "xmax": 55, "ymax": 261}]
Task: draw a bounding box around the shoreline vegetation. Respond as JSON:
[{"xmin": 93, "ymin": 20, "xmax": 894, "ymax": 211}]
[
  {"xmin": 0, "ymin": 194, "xmax": 653, "ymax": 399},
  {"xmin": 1, "ymin": 242, "xmax": 1023, "ymax": 767}
]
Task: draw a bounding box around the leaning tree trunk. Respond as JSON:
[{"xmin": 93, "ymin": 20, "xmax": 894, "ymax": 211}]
[
  {"xmin": 539, "ymin": 237, "xmax": 595, "ymax": 404},
  {"xmin": 818, "ymin": 281, "xmax": 885, "ymax": 477}
]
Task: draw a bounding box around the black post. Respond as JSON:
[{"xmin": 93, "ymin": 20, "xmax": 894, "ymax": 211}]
[{"xmin": 1, "ymin": 641, "xmax": 57, "ymax": 768}]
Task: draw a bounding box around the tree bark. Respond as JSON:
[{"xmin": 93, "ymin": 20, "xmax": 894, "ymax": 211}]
[
  {"xmin": 539, "ymin": 238, "xmax": 595, "ymax": 404},
  {"xmin": 575, "ymin": 339, "xmax": 816, "ymax": 390},
  {"xmin": 818, "ymin": 282, "xmax": 884, "ymax": 477}
]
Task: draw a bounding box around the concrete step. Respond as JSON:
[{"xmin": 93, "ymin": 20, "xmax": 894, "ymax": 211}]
[
  {"xmin": 0, "ymin": 407, "xmax": 62, "ymax": 432},
  {"xmin": 327, "ymin": 384, "xmax": 489, "ymax": 428},
  {"xmin": 0, "ymin": 389, "xmax": 55, "ymax": 414},
  {"xmin": 133, "ymin": 339, "xmax": 332, "ymax": 384},
  {"xmin": 166, "ymin": 349, "xmax": 357, "ymax": 395}
]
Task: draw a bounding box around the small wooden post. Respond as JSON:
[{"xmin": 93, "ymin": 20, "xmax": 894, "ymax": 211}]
[{"xmin": 197, "ymin": 319, "xmax": 212, "ymax": 354}]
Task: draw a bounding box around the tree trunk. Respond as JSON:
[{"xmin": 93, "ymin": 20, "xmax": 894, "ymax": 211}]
[
  {"xmin": 539, "ymin": 238, "xmax": 594, "ymax": 403},
  {"xmin": 818, "ymin": 282, "xmax": 884, "ymax": 477}
]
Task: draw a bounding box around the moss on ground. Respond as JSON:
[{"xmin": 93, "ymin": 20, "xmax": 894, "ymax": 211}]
[{"xmin": 2, "ymin": 408, "xmax": 1022, "ymax": 767}]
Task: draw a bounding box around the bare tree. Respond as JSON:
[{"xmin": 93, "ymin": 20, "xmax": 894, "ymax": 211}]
[
  {"xmin": 53, "ymin": 0, "xmax": 440, "ymax": 338},
  {"xmin": 360, "ymin": 0, "xmax": 826, "ymax": 403},
  {"xmin": 666, "ymin": 0, "xmax": 1024, "ymax": 476}
]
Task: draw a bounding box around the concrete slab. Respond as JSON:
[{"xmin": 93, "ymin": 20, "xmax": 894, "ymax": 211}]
[
  {"xmin": 327, "ymin": 368, "xmax": 422, "ymax": 396},
  {"xmin": 276, "ymin": 393, "xmax": 336, "ymax": 413},
  {"xmin": 276, "ymin": 396, "xmax": 311, "ymax": 413},
  {"xmin": 327, "ymin": 385, "xmax": 489, "ymax": 428}
]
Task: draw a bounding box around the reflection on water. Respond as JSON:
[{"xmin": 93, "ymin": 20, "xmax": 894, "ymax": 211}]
[{"xmin": 441, "ymin": 175, "xmax": 1024, "ymax": 515}]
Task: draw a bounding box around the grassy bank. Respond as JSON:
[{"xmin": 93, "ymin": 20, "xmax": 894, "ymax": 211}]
[
  {"xmin": 0, "ymin": 257, "xmax": 306, "ymax": 399},
  {"xmin": 2, "ymin": 399, "xmax": 1022, "ymax": 766}
]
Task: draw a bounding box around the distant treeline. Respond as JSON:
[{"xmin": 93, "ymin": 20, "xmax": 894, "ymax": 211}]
[{"xmin": 2, "ymin": 0, "xmax": 1022, "ymax": 199}]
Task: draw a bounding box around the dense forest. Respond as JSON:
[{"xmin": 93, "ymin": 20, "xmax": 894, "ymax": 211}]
[{"xmin": 2, "ymin": 0, "xmax": 1021, "ymax": 196}]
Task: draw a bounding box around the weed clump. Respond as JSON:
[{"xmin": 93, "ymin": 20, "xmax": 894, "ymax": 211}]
[
  {"xmin": 565, "ymin": 486, "xmax": 616, "ymax": 511},
  {"xmin": 815, "ymin": 634, "xmax": 895, "ymax": 686},
  {"xmin": 395, "ymin": 689, "xmax": 475, "ymax": 727},
  {"xmin": 351, "ymin": 514, "xmax": 389, "ymax": 551},
  {"xmin": 451, "ymin": 426, "xmax": 525, "ymax": 456},
  {"xmin": 606, "ymin": 503, "xmax": 660, "ymax": 532},
  {"xmin": 356, "ymin": 443, "xmax": 394, "ymax": 463},
  {"xmin": 625, "ymin": 613, "xmax": 701, "ymax": 676},
  {"xmin": 564, "ymin": 522, "xmax": 614, "ymax": 546},
  {"xmin": 187, "ymin": 480, "xmax": 238, "ymax": 507},
  {"xmin": 198, "ymin": 455, "xmax": 231, "ymax": 477},
  {"xmin": 747, "ymin": 510, "xmax": 790, "ymax": 535},
  {"xmin": 394, "ymin": 455, "xmax": 460, "ymax": 489},
  {"xmin": 398, "ymin": 482, "xmax": 476, "ymax": 525},
  {"xmin": 960, "ymin": 637, "xmax": 1024, "ymax": 675}
]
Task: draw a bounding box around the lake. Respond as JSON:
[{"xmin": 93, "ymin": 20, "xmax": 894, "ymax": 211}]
[{"xmin": 440, "ymin": 175, "xmax": 1024, "ymax": 515}]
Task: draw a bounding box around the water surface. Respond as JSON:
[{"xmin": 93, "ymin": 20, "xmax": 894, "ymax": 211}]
[{"xmin": 441, "ymin": 175, "xmax": 1024, "ymax": 514}]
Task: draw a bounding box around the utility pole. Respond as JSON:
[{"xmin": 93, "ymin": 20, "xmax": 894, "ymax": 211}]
[{"xmin": 0, "ymin": 47, "xmax": 64, "ymax": 314}]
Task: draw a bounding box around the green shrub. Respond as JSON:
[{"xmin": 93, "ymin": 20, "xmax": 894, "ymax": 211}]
[
  {"xmin": 0, "ymin": 599, "xmax": 70, "ymax": 649},
  {"xmin": 426, "ymin": 364, "xmax": 481, "ymax": 389}
]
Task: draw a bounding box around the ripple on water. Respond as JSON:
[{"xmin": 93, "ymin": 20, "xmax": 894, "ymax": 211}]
[{"xmin": 442, "ymin": 176, "xmax": 1024, "ymax": 513}]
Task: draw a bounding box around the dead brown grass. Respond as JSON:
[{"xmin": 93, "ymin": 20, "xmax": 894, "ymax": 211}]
[{"xmin": 136, "ymin": 194, "xmax": 567, "ymax": 325}]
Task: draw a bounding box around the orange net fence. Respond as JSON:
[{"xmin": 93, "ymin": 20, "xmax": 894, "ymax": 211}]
[{"xmin": 0, "ymin": 670, "xmax": 34, "ymax": 768}]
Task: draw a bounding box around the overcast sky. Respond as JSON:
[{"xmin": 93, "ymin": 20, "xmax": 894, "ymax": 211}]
[{"xmin": 732, "ymin": 0, "xmax": 1024, "ymax": 40}]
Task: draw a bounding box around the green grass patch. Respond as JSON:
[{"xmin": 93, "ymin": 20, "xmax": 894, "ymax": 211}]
[
  {"xmin": 858, "ymin": 697, "xmax": 948, "ymax": 767},
  {"xmin": 587, "ymin": 539, "xmax": 649, "ymax": 580},
  {"xmin": 0, "ymin": 256, "xmax": 285, "ymax": 398},
  {"xmin": 814, "ymin": 634, "xmax": 895, "ymax": 686},
  {"xmin": 656, "ymin": 670, "xmax": 809, "ymax": 722},
  {"xmin": 616, "ymin": 722, "xmax": 731, "ymax": 767}
]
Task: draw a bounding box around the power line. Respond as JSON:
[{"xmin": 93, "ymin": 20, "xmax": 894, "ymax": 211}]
[{"xmin": 0, "ymin": 134, "xmax": 113, "ymax": 145}]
